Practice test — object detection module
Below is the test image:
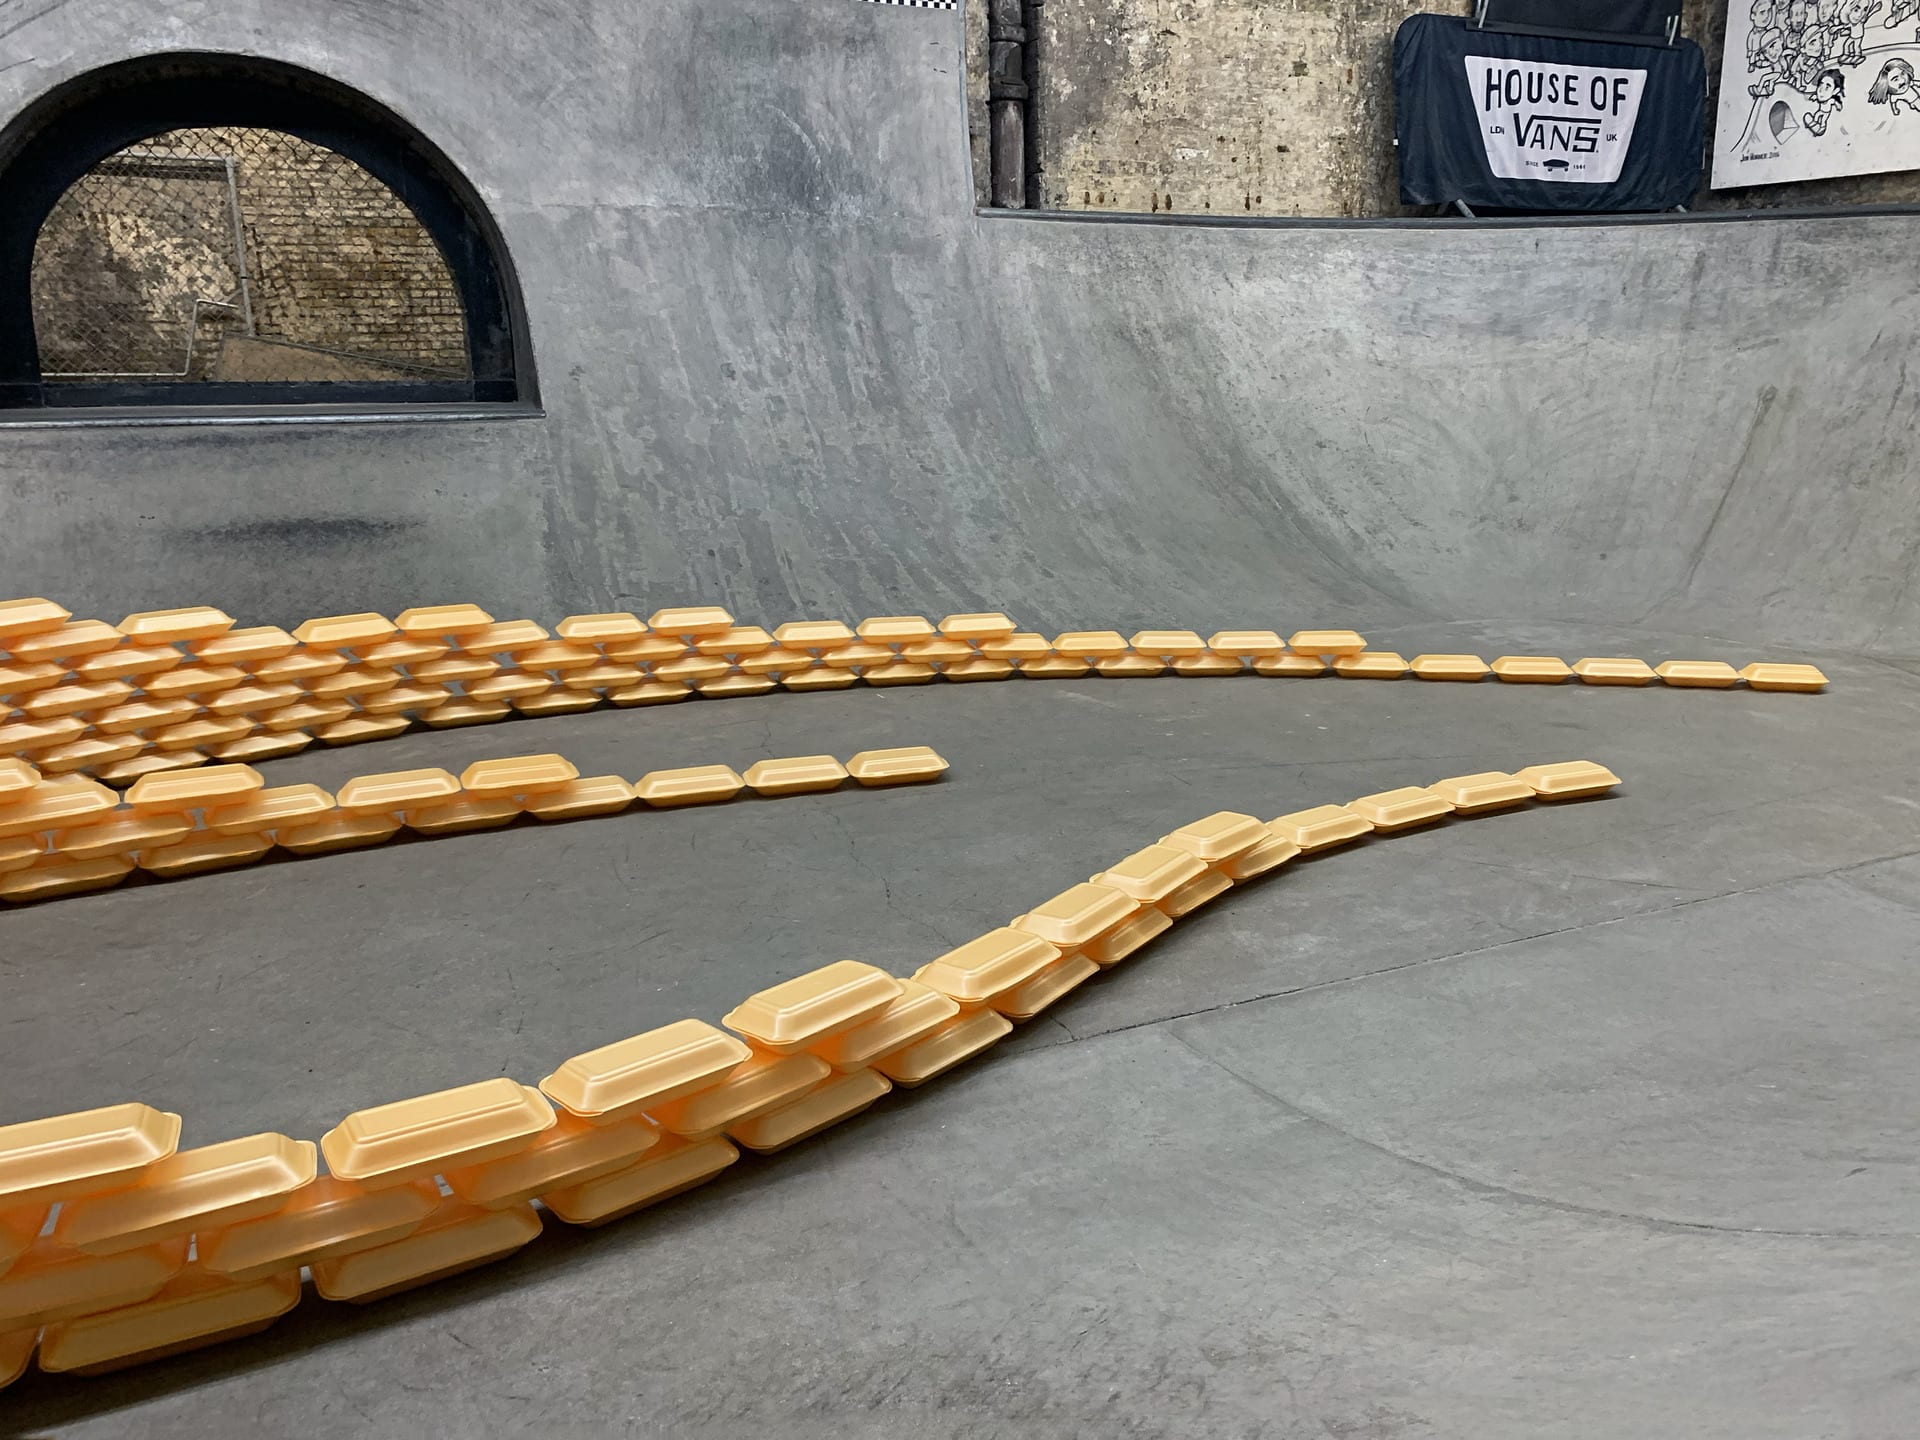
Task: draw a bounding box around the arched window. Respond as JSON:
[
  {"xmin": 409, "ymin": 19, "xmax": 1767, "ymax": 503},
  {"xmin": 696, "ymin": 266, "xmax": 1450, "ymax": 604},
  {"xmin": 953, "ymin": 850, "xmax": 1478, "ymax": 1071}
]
[{"xmin": 0, "ymin": 55, "xmax": 532, "ymax": 413}]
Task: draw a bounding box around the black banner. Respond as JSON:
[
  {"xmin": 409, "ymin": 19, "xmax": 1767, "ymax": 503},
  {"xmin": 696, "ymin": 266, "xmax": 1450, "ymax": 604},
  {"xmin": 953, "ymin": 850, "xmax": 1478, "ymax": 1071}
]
[{"xmin": 1394, "ymin": 14, "xmax": 1705, "ymax": 212}]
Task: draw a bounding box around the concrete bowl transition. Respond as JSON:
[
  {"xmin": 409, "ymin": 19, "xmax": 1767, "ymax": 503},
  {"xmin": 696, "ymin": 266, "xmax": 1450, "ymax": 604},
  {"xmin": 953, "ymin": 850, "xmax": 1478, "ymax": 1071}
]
[{"xmin": 1, "ymin": 1, "xmax": 1917, "ymax": 1436}]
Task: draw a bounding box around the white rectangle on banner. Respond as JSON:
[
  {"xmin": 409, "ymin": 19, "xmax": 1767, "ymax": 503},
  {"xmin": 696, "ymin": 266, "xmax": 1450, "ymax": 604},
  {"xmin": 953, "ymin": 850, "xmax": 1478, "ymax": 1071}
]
[
  {"xmin": 1461, "ymin": 56, "xmax": 1648, "ymax": 184},
  {"xmin": 1713, "ymin": 0, "xmax": 1920, "ymax": 188}
]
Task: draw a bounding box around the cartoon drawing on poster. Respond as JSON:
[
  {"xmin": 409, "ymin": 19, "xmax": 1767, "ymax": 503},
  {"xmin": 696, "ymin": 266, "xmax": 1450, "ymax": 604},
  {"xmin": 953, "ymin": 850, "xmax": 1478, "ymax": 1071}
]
[{"xmin": 1714, "ymin": 0, "xmax": 1920, "ymax": 185}]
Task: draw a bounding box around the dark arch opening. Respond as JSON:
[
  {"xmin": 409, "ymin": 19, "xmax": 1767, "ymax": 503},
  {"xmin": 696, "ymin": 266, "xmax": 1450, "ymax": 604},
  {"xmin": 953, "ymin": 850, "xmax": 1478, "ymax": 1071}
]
[{"xmin": 0, "ymin": 53, "xmax": 533, "ymax": 412}]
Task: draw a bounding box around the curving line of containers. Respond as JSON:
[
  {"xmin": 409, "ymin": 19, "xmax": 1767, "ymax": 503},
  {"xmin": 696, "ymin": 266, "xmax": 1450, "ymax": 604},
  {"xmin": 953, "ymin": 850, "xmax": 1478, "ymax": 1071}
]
[
  {"xmin": 0, "ymin": 598, "xmax": 1824, "ymax": 791},
  {"xmin": 0, "ymin": 758, "xmax": 1621, "ymax": 1385},
  {"xmin": 0, "ymin": 745, "xmax": 951, "ymax": 906}
]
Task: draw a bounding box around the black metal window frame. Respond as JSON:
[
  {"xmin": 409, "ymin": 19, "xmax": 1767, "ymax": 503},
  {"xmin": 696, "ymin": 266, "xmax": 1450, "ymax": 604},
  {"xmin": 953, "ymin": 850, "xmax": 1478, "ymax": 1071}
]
[{"xmin": 0, "ymin": 53, "xmax": 535, "ymax": 415}]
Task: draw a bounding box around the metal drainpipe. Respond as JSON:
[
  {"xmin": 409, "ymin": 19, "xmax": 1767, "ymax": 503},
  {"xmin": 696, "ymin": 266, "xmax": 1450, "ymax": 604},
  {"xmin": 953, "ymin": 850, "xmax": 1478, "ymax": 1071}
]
[
  {"xmin": 987, "ymin": 0, "xmax": 1027, "ymax": 208},
  {"xmin": 222, "ymin": 155, "xmax": 257, "ymax": 335},
  {"xmin": 1022, "ymin": 0, "xmax": 1043, "ymax": 209}
]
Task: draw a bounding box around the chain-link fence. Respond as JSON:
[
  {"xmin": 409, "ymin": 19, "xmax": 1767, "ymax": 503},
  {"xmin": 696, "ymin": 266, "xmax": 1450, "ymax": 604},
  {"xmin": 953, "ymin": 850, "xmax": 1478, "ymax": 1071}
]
[{"xmin": 29, "ymin": 126, "xmax": 471, "ymax": 384}]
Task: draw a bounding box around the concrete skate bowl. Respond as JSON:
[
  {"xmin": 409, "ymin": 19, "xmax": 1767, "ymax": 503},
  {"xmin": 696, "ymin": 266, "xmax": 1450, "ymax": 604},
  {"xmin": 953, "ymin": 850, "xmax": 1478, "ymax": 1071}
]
[{"xmin": 1, "ymin": 1, "xmax": 1918, "ymax": 1436}]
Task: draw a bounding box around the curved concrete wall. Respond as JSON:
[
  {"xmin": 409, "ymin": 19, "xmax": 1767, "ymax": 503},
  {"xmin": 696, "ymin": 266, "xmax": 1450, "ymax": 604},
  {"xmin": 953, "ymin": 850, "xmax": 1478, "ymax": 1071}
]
[{"xmin": 0, "ymin": 0, "xmax": 1915, "ymax": 652}]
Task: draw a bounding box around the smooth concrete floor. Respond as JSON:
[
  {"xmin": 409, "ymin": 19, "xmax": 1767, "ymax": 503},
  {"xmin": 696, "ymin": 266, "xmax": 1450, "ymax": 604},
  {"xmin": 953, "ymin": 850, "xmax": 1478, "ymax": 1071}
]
[{"xmin": 4, "ymin": 622, "xmax": 1918, "ymax": 1438}]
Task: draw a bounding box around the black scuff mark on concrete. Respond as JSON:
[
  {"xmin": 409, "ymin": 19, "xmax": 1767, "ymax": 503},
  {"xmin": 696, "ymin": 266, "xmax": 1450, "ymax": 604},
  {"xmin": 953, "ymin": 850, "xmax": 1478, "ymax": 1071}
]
[
  {"xmin": 170, "ymin": 515, "xmax": 423, "ymax": 547},
  {"xmin": 1648, "ymin": 382, "xmax": 1780, "ymax": 617},
  {"xmin": 0, "ymin": 0, "xmax": 70, "ymax": 45}
]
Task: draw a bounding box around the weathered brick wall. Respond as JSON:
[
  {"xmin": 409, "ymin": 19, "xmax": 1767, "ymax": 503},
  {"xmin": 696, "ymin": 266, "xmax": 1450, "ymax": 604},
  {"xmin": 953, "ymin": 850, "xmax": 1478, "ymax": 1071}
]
[
  {"xmin": 31, "ymin": 127, "xmax": 468, "ymax": 381},
  {"xmin": 31, "ymin": 162, "xmax": 240, "ymax": 376},
  {"xmin": 969, "ymin": 0, "xmax": 1920, "ymax": 217},
  {"xmin": 1028, "ymin": 0, "xmax": 1466, "ymax": 217},
  {"xmin": 227, "ymin": 129, "xmax": 468, "ymax": 374}
]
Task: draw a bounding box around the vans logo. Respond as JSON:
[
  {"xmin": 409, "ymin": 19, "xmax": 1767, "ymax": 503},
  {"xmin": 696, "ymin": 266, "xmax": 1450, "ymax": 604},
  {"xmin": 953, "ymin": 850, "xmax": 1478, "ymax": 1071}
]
[
  {"xmin": 1516, "ymin": 114, "xmax": 1603, "ymax": 152},
  {"xmin": 1463, "ymin": 56, "xmax": 1647, "ymax": 183}
]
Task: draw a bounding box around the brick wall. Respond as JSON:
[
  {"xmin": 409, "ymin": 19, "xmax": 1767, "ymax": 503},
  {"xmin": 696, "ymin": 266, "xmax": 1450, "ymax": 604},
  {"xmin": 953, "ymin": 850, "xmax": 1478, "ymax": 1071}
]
[{"xmin": 31, "ymin": 127, "xmax": 469, "ymax": 381}]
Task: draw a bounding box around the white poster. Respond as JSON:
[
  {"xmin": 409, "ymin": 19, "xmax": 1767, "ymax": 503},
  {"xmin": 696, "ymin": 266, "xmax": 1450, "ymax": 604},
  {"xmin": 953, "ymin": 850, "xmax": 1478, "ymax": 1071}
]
[
  {"xmin": 1462, "ymin": 56, "xmax": 1649, "ymax": 184},
  {"xmin": 1714, "ymin": 0, "xmax": 1920, "ymax": 187}
]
